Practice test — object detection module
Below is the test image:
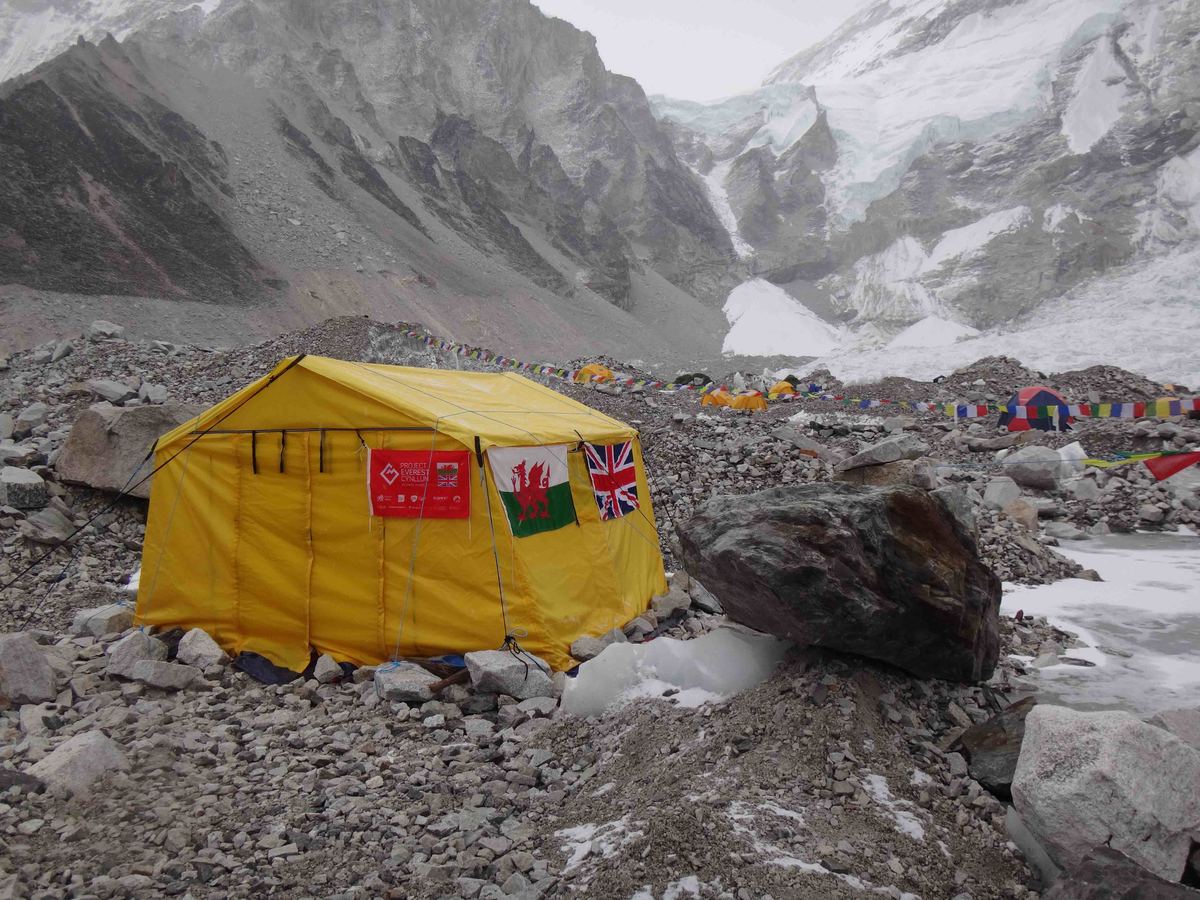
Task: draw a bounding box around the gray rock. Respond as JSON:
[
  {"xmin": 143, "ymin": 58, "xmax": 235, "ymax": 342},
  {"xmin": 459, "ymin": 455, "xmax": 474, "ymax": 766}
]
[
  {"xmin": 0, "ymin": 413, "xmax": 12, "ymax": 441},
  {"xmin": 70, "ymin": 603, "xmax": 134, "ymax": 637},
  {"xmin": 106, "ymin": 630, "xmax": 168, "ymax": 680},
  {"xmin": 137, "ymin": 383, "xmax": 168, "ymax": 403},
  {"xmin": 1012, "ymin": 704, "xmax": 1200, "ymax": 881},
  {"xmin": 465, "ymin": 650, "xmax": 554, "ymax": 700},
  {"xmin": 983, "ymin": 477, "xmax": 1022, "ymax": 510},
  {"xmin": 0, "ymin": 466, "xmax": 47, "ymax": 508},
  {"xmin": 932, "ymin": 484, "xmax": 976, "ymax": 533},
  {"xmin": 87, "ymin": 320, "xmax": 125, "ymax": 340},
  {"xmin": 1003, "ymin": 498, "xmax": 1039, "ymax": 532},
  {"xmin": 14, "ymin": 402, "xmax": 48, "ymax": 437},
  {"xmin": 57, "ymin": 401, "xmax": 200, "ymax": 499},
  {"xmin": 131, "ymin": 659, "xmax": 200, "ymax": 690},
  {"xmin": 687, "ymin": 578, "xmax": 724, "ymax": 614},
  {"xmin": 0, "ymin": 769, "xmax": 46, "ymax": 795},
  {"xmin": 1138, "ymin": 504, "xmax": 1166, "ymax": 524},
  {"xmin": 679, "ymin": 483, "xmax": 1001, "ymax": 682},
  {"xmin": 952, "ymin": 696, "xmax": 1037, "ymax": 800},
  {"xmin": 622, "ymin": 615, "xmax": 656, "ymax": 642},
  {"xmin": 85, "ymin": 378, "xmax": 138, "ymax": 403},
  {"xmin": 770, "ymin": 426, "xmax": 836, "ymax": 462},
  {"xmin": 570, "ymin": 628, "xmax": 626, "ymax": 662},
  {"xmin": 1005, "ymin": 446, "xmax": 1067, "ymax": 490},
  {"xmin": 17, "ymin": 506, "xmax": 75, "ymax": 544},
  {"xmin": 835, "ymin": 457, "xmax": 938, "ymax": 489},
  {"xmin": 1066, "ymin": 477, "xmax": 1101, "ymax": 502},
  {"xmin": 375, "ymin": 662, "xmax": 439, "ymax": 703},
  {"xmin": 0, "ymin": 632, "xmax": 57, "ymax": 705},
  {"xmin": 50, "ymin": 340, "xmax": 73, "ymax": 362},
  {"xmin": 517, "ymin": 696, "xmax": 557, "ymax": 717},
  {"xmin": 651, "ymin": 584, "xmax": 691, "ymax": 619},
  {"xmin": 1042, "ymin": 846, "xmax": 1198, "ymax": 899},
  {"xmin": 834, "ymin": 433, "xmax": 929, "ymax": 472},
  {"xmin": 1044, "ymin": 521, "xmax": 1089, "ymax": 541},
  {"xmin": 1147, "ymin": 707, "xmax": 1200, "ymax": 752},
  {"xmin": 27, "ymin": 730, "xmax": 129, "ymax": 796},
  {"xmin": 314, "ymin": 654, "xmax": 343, "ymax": 684},
  {"xmin": 176, "ymin": 628, "xmax": 228, "ymax": 668}
]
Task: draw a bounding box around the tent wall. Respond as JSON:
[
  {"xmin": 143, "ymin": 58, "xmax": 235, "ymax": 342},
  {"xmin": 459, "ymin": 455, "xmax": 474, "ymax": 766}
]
[{"xmin": 137, "ymin": 423, "xmax": 665, "ymax": 672}]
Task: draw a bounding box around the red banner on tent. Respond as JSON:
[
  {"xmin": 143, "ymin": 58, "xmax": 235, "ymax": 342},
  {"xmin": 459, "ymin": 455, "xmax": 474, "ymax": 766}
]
[{"xmin": 367, "ymin": 449, "xmax": 470, "ymax": 518}]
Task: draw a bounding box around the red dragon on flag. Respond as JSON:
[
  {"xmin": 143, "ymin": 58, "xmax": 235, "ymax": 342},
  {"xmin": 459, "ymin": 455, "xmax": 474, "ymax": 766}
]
[{"xmin": 511, "ymin": 459, "xmax": 551, "ymax": 521}]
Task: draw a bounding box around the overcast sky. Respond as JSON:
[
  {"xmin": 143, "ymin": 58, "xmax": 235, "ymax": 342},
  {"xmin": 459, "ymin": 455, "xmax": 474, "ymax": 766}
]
[{"xmin": 531, "ymin": 0, "xmax": 870, "ymax": 102}]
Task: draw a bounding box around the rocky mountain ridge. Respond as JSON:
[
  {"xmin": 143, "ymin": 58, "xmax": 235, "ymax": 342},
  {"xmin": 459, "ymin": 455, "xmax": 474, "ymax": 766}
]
[{"xmin": 0, "ymin": 0, "xmax": 736, "ymax": 367}]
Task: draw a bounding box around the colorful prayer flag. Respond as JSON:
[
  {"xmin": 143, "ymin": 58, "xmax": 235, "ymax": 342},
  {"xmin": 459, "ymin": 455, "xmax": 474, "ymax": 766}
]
[{"xmin": 1144, "ymin": 451, "xmax": 1200, "ymax": 481}]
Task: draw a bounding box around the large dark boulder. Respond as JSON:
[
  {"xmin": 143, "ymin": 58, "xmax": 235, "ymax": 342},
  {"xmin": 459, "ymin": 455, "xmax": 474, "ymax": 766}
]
[
  {"xmin": 951, "ymin": 696, "xmax": 1037, "ymax": 800},
  {"xmin": 1042, "ymin": 847, "xmax": 1199, "ymax": 899},
  {"xmin": 678, "ymin": 483, "xmax": 1001, "ymax": 682}
]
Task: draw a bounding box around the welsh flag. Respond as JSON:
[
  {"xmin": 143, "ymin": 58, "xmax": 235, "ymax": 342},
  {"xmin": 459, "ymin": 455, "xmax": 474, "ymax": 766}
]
[{"xmin": 488, "ymin": 445, "xmax": 577, "ymax": 537}]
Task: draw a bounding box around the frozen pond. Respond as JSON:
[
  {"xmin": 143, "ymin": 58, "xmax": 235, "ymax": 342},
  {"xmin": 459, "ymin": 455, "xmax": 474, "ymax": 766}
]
[{"xmin": 1002, "ymin": 531, "xmax": 1200, "ymax": 714}]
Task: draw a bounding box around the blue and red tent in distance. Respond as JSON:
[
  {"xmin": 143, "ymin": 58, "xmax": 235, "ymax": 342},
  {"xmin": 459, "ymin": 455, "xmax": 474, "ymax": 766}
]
[{"xmin": 998, "ymin": 385, "xmax": 1073, "ymax": 432}]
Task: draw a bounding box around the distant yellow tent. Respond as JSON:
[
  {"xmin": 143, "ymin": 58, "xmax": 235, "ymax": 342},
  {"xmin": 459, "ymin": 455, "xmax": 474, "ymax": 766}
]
[
  {"xmin": 769, "ymin": 380, "xmax": 797, "ymax": 397},
  {"xmin": 574, "ymin": 363, "xmax": 613, "ymax": 384},
  {"xmin": 701, "ymin": 389, "xmax": 769, "ymax": 412},
  {"xmin": 135, "ymin": 356, "xmax": 666, "ymax": 672}
]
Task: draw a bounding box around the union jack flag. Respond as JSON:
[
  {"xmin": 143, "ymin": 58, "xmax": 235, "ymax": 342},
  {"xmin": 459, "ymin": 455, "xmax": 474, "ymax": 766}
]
[{"xmin": 584, "ymin": 441, "xmax": 640, "ymax": 520}]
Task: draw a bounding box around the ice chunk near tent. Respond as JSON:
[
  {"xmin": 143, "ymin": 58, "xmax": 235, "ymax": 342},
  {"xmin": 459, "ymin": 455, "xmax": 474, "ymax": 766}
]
[
  {"xmin": 561, "ymin": 625, "xmax": 788, "ymax": 717},
  {"xmin": 1058, "ymin": 441, "xmax": 1088, "ymax": 476},
  {"xmin": 125, "ymin": 566, "xmax": 140, "ymax": 594}
]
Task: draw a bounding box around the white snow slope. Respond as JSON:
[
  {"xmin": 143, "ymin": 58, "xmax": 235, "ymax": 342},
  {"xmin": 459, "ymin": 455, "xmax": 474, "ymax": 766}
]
[
  {"xmin": 802, "ymin": 246, "xmax": 1200, "ymax": 387},
  {"xmin": 722, "ymin": 279, "xmax": 842, "ymax": 358}
]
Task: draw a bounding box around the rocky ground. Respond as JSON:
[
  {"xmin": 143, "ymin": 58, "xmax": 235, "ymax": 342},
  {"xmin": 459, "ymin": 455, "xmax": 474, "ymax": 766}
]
[{"xmin": 2, "ymin": 316, "xmax": 1199, "ymax": 899}]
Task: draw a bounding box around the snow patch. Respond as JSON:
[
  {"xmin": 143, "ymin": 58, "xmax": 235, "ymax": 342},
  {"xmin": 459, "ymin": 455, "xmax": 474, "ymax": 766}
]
[
  {"xmin": 560, "ymin": 626, "xmax": 789, "ymax": 717},
  {"xmin": 1043, "ymin": 203, "xmax": 1087, "ymax": 232},
  {"xmin": 861, "ymin": 774, "xmax": 926, "ymax": 841},
  {"xmin": 1061, "ymin": 36, "xmax": 1131, "ymax": 154},
  {"xmin": 922, "ymin": 207, "xmax": 1032, "ymax": 272},
  {"xmin": 722, "ymin": 279, "xmax": 842, "ymax": 357},
  {"xmin": 556, "ymin": 818, "xmax": 643, "ymax": 872},
  {"xmin": 886, "ymin": 316, "xmax": 980, "ymax": 349},
  {"xmin": 697, "ymin": 161, "xmax": 753, "ymax": 258}
]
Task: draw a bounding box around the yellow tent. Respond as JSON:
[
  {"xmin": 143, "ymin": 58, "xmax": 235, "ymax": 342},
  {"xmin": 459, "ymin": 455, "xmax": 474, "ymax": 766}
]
[
  {"xmin": 701, "ymin": 390, "xmax": 768, "ymax": 412},
  {"xmin": 574, "ymin": 363, "xmax": 613, "ymax": 383},
  {"xmin": 135, "ymin": 355, "xmax": 666, "ymax": 672},
  {"xmin": 768, "ymin": 381, "xmax": 797, "ymax": 397}
]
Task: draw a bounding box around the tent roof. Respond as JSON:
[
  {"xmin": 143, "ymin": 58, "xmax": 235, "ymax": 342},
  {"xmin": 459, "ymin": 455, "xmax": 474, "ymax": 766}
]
[{"xmin": 156, "ymin": 355, "xmax": 637, "ymax": 452}]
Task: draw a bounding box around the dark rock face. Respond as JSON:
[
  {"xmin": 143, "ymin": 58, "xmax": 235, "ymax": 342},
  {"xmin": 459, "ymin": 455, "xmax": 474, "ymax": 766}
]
[
  {"xmin": 678, "ymin": 483, "xmax": 1001, "ymax": 682},
  {"xmin": 952, "ymin": 696, "xmax": 1037, "ymax": 800},
  {"xmin": 1042, "ymin": 846, "xmax": 1200, "ymax": 899},
  {"xmin": 0, "ymin": 38, "xmax": 263, "ymax": 301}
]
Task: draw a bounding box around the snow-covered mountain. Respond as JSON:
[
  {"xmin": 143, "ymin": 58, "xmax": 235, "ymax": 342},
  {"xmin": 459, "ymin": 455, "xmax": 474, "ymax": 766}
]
[
  {"xmin": 0, "ymin": 0, "xmax": 223, "ymax": 83},
  {"xmin": 653, "ymin": 0, "xmax": 1200, "ymax": 356}
]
